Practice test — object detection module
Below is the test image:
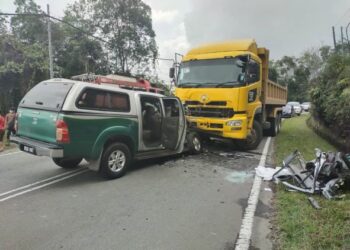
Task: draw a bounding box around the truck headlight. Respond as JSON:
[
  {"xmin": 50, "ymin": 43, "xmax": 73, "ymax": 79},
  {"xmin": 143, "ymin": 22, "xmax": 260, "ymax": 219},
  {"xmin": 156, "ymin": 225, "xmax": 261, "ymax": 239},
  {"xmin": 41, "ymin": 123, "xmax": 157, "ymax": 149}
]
[{"xmin": 226, "ymin": 120, "xmax": 242, "ymax": 127}]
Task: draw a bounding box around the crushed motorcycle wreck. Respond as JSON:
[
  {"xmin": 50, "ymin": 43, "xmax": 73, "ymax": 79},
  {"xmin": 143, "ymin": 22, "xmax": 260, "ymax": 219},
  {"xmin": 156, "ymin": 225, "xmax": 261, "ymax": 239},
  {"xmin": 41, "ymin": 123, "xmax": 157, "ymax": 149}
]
[{"xmin": 271, "ymin": 149, "xmax": 350, "ymax": 200}]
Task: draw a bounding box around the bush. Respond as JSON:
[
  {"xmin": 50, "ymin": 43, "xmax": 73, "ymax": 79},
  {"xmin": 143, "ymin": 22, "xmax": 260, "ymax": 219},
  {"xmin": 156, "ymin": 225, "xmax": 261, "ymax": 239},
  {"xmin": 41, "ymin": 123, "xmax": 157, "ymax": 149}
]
[{"xmin": 309, "ymin": 53, "xmax": 350, "ymax": 150}]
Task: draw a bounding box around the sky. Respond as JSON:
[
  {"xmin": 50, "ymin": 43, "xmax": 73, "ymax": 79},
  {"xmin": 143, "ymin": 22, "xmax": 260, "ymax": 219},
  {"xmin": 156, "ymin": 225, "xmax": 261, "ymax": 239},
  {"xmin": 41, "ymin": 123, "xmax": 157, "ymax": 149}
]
[{"xmin": 1, "ymin": 0, "xmax": 350, "ymax": 81}]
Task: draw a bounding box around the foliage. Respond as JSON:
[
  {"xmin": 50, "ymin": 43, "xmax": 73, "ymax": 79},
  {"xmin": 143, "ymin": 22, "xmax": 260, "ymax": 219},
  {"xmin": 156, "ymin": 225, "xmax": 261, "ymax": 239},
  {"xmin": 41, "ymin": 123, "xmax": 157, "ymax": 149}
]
[
  {"xmin": 309, "ymin": 52, "xmax": 350, "ymax": 145},
  {"xmin": 66, "ymin": 0, "xmax": 158, "ymax": 75},
  {"xmin": 0, "ymin": 0, "xmax": 158, "ymax": 113}
]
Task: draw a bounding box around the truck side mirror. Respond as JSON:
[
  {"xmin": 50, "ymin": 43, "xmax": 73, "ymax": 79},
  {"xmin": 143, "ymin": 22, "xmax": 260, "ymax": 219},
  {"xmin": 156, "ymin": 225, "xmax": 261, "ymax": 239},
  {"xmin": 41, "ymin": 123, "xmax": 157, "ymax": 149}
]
[
  {"xmin": 246, "ymin": 61, "xmax": 260, "ymax": 83},
  {"xmin": 169, "ymin": 67, "xmax": 175, "ymax": 78}
]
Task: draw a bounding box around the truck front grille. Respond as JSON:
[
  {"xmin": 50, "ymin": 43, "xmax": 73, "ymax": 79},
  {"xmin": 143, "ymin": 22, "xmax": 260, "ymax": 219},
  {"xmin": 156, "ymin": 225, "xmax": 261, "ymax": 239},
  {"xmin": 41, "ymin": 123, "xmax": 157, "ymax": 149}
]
[{"xmin": 188, "ymin": 107, "xmax": 234, "ymax": 118}]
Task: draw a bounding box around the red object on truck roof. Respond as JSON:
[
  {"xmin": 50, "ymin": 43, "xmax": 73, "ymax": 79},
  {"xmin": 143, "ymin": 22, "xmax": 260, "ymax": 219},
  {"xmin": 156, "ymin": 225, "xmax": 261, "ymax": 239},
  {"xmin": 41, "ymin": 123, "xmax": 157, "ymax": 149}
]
[{"xmin": 71, "ymin": 74, "xmax": 164, "ymax": 94}]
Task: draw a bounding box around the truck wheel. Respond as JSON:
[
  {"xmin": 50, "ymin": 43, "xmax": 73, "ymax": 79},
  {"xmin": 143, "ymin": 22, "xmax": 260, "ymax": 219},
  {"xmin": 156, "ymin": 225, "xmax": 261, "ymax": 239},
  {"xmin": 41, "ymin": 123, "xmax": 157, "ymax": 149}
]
[
  {"xmin": 266, "ymin": 117, "xmax": 279, "ymax": 137},
  {"xmin": 187, "ymin": 132, "xmax": 202, "ymax": 154},
  {"xmin": 100, "ymin": 142, "xmax": 131, "ymax": 179},
  {"xmin": 236, "ymin": 120, "xmax": 263, "ymax": 150},
  {"xmin": 52, "ymin": 157, "xmax": 82, "ymax": 168}
]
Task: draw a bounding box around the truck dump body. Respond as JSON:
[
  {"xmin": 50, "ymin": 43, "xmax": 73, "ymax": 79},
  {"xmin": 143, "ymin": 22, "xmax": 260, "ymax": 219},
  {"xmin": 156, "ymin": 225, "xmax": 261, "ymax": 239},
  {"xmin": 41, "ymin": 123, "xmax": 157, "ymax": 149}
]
[{"xmin": 265, "ymin": 80, "xmax": 288, "ymax": 105}]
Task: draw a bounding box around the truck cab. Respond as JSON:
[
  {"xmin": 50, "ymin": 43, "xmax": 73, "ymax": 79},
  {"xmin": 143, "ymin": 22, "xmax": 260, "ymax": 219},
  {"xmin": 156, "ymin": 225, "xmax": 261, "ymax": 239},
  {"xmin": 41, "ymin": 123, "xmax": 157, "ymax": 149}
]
[
  {"xmin": 171, "ymin": 39, "xmax": 287, "ymax": 149},
  {"xmin": 13, "ymin": 79, "xmax": 201, "ymax": 179}
]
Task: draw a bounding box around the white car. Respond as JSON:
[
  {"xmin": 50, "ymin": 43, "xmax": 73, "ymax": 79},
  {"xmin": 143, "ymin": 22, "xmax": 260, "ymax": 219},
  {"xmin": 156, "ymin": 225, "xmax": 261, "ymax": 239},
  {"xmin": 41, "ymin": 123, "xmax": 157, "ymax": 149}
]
[
  {"xmin": 301, "ymin": 102, "xmax": 311, "ymax": 112},
  {"xmin": 287, "ymin": 102, "xmax": 302, "ymax": 116}
]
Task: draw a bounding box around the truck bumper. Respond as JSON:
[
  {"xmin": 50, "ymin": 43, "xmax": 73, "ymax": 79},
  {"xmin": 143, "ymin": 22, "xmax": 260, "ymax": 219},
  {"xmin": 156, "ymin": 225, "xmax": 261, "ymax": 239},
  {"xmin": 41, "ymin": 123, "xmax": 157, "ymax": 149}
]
[
  {"xmin": 12, "ymin": 136, "xmax": 64, "ymax": 158},
  {"xmin": 187, "ymin": 115, "xmax": 248, "ymax": 139}
]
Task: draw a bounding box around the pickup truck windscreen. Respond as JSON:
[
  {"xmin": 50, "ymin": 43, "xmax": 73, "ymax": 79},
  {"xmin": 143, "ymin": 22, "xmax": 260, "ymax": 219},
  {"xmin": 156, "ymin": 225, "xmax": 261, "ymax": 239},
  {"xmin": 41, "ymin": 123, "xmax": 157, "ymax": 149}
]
[
  {"xmin": 177, "ymin": 58, "xmax": 246, "ymax": 88},
  {"xmin": 19, "ymin": 82, "xmax": 73, "ymax": 111}
]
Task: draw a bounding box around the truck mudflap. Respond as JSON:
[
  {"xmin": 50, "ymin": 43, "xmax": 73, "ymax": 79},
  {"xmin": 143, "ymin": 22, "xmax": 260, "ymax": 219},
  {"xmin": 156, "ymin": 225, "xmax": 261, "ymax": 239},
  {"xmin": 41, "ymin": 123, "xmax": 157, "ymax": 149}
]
[{"xmin": 12, "ymin": 136, "xmax": 63, "ymax": 158}]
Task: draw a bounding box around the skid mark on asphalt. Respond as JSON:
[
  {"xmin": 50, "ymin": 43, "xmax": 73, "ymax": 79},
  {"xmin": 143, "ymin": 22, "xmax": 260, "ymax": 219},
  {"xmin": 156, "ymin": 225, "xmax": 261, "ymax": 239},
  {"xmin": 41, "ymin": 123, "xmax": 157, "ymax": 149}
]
[{"xmin": 0, "ymin": 168, "xmax": 89, "ymax": 202}]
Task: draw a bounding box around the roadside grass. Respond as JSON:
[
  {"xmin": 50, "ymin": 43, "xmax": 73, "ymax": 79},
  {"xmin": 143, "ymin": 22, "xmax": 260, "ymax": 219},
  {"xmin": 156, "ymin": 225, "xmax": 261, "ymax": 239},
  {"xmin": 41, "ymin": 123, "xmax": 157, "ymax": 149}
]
[{"xmin": 274, "ymin": 115, "xmax": 350, "ymax": 250}]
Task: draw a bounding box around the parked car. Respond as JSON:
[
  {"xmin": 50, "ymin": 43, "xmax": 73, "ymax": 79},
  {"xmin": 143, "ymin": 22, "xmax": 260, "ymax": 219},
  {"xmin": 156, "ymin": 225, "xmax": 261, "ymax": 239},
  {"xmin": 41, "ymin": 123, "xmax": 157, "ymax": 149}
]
[
  {"xmin": 287, "ymin": 101, "xmax": 302, "ymax": 116},
  {"xmin": 13, "ymin": 79, "xmax": 202, "ymax": 179},
  {"xmin": 282, "ymin": 104, "xmax": 295, "ymax": 118},
  {"xmin": 301, "ymin": 102, "xmax": 311, "ymax": 112}
]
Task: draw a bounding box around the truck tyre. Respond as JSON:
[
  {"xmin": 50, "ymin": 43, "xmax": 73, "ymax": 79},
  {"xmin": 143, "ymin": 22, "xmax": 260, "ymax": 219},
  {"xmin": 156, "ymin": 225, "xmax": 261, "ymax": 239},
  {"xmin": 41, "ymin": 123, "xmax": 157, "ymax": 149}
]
[
  {"xmin": 266, "ymin": 117, "xmax": 279, "ymax": 137},
  {"xmin": 52, "ymin": 157, "xmax": 82, "ymax": 168},
  {"xmin": 236, "ymin": 120, "xmax": 263, "ymax": 150},
  {"xmin": 187, "ymin": 132, "xmax": 202, "ymax": 154},
  {"xmin": 100, "ymin": 142, "xmax": 131, "ymax": 179}
]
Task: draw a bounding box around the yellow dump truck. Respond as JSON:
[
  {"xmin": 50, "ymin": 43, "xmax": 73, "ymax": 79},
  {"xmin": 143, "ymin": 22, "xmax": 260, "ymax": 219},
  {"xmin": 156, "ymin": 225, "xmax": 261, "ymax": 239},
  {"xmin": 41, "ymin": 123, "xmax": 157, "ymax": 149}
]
[{"xmin": 170, "ymin": 39, "xmax": 287, "ymax": 149}]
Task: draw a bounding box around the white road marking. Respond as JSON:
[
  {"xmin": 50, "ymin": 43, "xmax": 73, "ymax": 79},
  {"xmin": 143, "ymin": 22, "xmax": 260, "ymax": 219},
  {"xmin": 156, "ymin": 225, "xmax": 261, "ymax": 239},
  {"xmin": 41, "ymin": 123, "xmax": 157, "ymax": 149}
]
[
  {"xmin": 0, "ymin": 169, "xmax": 89, "ymax": 202},
  {"xmin": 235, "ymin": 137, "xmax": 271, "ymax": 250},
  {"xmin": 0, "ymin": 151, "xmax": 22, "ymax": 157},
  {"xmin": 0, "ymin": 168, "xmax": 86, "ymax": 198}
]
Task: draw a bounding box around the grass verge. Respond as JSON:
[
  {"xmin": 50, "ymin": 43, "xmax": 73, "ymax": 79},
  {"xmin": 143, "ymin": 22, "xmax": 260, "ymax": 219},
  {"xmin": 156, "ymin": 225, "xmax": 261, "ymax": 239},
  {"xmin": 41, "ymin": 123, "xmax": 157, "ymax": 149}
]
[{"xmin": 274, "ymin": 115, "xmax": 350, "ymax": 250}]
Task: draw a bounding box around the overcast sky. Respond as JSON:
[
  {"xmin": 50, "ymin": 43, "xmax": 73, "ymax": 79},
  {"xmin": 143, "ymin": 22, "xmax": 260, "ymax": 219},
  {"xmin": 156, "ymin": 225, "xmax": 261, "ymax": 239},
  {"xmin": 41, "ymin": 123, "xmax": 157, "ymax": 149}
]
[{"xmin": 1, "ymin": 0, "xmax": 350, "ymax": 80}]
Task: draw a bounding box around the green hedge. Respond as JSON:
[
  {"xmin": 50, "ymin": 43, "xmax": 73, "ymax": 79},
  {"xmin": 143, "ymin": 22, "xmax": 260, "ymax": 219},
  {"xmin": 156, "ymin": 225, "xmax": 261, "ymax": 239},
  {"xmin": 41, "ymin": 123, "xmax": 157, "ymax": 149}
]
[{"xmin": 309, "ymin": 53, "xmax": 350, "ymax": 151}]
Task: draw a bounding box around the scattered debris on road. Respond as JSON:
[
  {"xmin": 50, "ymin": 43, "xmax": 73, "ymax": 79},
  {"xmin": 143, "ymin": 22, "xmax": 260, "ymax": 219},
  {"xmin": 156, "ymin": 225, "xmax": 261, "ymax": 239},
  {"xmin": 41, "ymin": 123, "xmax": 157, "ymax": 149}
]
[{"xmin": 272, "ymin": 149, "xmax": 350, "ymax": 200}]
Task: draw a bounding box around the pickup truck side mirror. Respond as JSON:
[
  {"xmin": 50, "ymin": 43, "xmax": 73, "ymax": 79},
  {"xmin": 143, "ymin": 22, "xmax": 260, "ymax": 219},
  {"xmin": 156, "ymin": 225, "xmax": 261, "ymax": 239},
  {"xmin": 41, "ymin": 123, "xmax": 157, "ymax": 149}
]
[{"xmin": 169, "ymin": 67, "xmax": 175, "ymax": 79}]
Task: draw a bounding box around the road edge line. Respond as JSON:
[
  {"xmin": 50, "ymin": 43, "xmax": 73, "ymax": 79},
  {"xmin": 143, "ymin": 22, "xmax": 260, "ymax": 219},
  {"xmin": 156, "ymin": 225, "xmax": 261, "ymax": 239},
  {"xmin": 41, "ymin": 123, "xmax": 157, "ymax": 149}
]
[{"xmin": 235, "ymin": 137, "xmax": 271, "ymax": 250}]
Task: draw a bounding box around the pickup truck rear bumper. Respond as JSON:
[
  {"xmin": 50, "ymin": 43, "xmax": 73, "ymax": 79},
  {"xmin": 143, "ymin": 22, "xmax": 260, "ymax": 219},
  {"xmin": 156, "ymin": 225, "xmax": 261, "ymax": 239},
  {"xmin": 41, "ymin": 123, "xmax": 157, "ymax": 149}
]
[{"xmin": 11, "ymin": 136, "xmax": 63, "ymax": 158}]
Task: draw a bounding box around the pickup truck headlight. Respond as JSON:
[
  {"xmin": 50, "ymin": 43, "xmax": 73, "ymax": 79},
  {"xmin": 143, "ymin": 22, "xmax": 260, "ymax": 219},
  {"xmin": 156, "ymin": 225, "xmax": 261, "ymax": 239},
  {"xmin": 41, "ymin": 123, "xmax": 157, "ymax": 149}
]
[{"xmin": 226, "ymin": 120, "xmax": 242, "ymax": 127}]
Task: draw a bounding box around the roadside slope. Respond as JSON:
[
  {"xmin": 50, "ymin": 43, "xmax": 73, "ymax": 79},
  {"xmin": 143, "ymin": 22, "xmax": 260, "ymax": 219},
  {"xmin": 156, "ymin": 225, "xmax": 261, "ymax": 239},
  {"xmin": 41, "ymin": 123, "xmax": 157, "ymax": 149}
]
[{"xmin": 274, "ymin": 115, "xmax": 350, "ymax": 249}]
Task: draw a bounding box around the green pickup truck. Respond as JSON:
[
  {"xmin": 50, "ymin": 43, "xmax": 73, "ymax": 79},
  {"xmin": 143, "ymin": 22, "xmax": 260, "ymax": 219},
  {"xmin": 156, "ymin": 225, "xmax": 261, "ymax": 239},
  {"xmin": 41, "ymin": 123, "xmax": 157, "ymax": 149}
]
[{"xmin": 13, "ymin": 79, "xmax": 202, "ymax": 179}]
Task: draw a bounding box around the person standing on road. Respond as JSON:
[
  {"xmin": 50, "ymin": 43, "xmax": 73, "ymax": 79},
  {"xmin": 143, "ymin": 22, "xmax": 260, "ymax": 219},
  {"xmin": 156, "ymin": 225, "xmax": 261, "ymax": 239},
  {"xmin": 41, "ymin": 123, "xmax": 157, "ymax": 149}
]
[
  {"xmin": 0, "ymin": 108, "xmax": 16, "ymax": 152},
  {"xmin": 0, "ymin": 113, "xmax": 5, "ymax": 141}
]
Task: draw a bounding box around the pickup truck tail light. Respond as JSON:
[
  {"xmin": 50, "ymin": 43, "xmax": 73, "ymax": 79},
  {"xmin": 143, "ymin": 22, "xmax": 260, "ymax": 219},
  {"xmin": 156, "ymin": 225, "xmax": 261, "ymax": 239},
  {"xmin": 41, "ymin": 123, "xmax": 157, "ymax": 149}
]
[{"xmin": 56, "ymin": 120, "xmax": 70, "ymax": 143}]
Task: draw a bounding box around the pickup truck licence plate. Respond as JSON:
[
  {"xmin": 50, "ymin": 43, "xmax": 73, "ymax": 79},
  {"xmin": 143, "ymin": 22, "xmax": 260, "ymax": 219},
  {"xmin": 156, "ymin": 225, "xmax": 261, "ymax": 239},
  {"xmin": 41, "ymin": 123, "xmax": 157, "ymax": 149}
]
[{"xmin": 23, "ymin": 145, "xmax": 36, "ymax": 155}]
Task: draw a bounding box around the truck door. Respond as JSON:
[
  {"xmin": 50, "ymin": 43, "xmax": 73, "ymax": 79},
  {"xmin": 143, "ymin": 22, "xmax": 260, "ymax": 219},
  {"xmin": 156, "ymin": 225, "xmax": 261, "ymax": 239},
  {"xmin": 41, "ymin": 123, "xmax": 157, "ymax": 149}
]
[
  {"xmin": 161, "ymin": 97, "xmax": 186, "ymax": 150},
  {"xmin": 246, "ymin": 58, "xmax": 262, "ymax": 125}
]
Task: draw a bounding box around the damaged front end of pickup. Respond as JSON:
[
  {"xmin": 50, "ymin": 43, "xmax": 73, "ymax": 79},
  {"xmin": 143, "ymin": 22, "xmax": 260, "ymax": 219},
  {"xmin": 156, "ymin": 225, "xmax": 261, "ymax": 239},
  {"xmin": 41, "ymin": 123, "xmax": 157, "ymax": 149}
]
[{"xmin": 272, "ymin": 149, "xmax": 350, "ymax": 199}]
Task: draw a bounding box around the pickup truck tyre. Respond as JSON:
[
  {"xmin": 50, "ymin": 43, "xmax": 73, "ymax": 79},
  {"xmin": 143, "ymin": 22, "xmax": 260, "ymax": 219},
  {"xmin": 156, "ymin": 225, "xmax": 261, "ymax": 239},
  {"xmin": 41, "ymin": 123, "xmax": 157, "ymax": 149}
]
[
  {"xmin": 100, "ymin": 142, "xmax": 131, "ymax": 179},
  {"xmin": 236, "ymin": 120, "xmax": 263, "ymax": 150},
  {"xmin": 52, "ymin": 157, "xmax": 82, "ymax": 168},
  {"xmin": 187, "ymin": 132, "xmax": 202, "ymax": 154}
]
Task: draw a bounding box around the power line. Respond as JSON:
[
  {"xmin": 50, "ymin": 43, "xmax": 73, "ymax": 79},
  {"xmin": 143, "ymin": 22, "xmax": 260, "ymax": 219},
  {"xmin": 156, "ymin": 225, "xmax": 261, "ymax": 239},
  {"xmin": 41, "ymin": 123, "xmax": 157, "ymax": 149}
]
[
  {"xmin": 335, "ymin": 7, "xmax": 350, "ymax": 26},
  {"xmin": 0, "ymin": 12, "xmax": 173, "ymax": 62}
]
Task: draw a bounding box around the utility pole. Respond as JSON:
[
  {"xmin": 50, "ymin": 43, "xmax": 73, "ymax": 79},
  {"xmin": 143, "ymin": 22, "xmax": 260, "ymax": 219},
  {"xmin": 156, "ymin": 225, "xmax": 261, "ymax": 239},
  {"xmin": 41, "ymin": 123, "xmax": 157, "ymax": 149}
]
[
  {"xmin": 47, "ymin": 4, "xmax": 54, "ymax": 78},
  {"xmin": 332, "ymin": 26, "xmax": 337, "ymax": 50},
  {"xmin": 341, "ymin": 26, "xmax": 345, "ymax": 53}
]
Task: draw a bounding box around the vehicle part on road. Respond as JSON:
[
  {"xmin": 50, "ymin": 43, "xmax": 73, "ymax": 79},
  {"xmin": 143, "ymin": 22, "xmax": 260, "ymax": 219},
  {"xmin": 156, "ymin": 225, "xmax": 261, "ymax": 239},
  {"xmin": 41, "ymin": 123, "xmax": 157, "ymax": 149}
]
[
  {"xmin": 100, "ymin": 142, "xmax": 131, "ymax": 179},
  {"xmin": 52, "ymin": 157, "xmax": 82, "ymax": 168},
  {"xmin": 273, "ymin": 149, "xmax": 350, "ymax": 199},
  {"xmin": 307, "ymin": 196, "xmax": 321, "ymax": 209}
]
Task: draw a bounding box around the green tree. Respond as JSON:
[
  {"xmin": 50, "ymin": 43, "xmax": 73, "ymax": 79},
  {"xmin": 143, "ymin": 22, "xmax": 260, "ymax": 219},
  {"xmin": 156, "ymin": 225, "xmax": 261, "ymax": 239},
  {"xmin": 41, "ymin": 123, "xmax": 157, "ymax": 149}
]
[{"xmin": 68, "ymin": 0, "xmax": 158, "ymax": 75}]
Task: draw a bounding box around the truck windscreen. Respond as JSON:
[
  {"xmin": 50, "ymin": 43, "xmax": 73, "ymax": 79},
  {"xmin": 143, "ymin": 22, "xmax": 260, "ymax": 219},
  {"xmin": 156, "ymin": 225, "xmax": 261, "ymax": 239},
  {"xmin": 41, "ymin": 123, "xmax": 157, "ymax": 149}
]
[{"xmin": 177, "ymin": 58, "xmax": 246, "ymax": 88}]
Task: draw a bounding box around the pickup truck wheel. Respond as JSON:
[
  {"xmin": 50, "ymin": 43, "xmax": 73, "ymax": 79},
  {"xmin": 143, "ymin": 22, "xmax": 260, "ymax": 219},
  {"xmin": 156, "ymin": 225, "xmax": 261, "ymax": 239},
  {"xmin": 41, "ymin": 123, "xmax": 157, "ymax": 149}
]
[
  {"xmin": 236, "ymin": 120, "xmax": 262, "ymax": 150},
  {"xmin": 52, "ymin": 157, "xmax": 82, "ymax": 169},
  {"xmin": 100, "ymin": 142, "xmax": 131, "ymax": 179},
  {"xmin": 187, "ymin": 132, "xmax": 202, "ymax": 154}
]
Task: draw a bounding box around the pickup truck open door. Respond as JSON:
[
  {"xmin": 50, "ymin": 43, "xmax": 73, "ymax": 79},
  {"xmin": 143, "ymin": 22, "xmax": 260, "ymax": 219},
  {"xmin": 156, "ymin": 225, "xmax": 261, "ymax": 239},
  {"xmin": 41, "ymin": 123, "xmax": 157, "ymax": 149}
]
[{"xmin": 161, "ymin": 97, "xmax": 186, "ymax": 150}]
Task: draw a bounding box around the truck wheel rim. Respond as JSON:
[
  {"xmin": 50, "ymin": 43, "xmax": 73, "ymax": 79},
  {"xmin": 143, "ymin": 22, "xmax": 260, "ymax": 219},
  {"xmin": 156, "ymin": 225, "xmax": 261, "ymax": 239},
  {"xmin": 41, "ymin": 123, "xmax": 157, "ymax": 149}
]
[
  {"xmin": 108, "ymin": 150, "xmax": 126, "ymax": 172},
  {"xmin": 193, "ymin": 137, "xmax": 201, "ymax": 151}
]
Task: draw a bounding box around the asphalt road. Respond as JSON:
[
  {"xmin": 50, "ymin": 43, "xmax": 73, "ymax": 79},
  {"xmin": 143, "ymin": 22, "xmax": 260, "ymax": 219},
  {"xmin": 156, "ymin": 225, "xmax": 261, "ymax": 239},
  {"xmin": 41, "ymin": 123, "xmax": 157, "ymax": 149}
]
[{"xmin": 0, "ymin": 139, "xmax": 270, "ymax": 250}]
